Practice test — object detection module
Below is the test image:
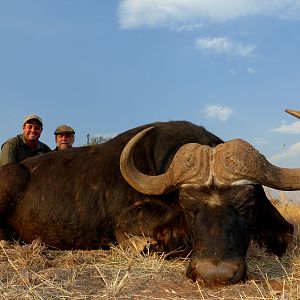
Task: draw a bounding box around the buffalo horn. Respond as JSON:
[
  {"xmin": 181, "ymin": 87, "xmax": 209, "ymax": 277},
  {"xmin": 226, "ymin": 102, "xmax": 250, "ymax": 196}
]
[
  {"xmin": 213, "ymin": 139, "xmax": 300, "ymax": 190},
  {"xmin": 285, "ymin": 108, "xmax": 300, "ymax": 119},
  {"xmin": 120, "ymin": 127, "xmax": 300, "ymax": 194},
  {"xmin": 120, "ymin": 127, "xmax": 212, "ymax": 195}
]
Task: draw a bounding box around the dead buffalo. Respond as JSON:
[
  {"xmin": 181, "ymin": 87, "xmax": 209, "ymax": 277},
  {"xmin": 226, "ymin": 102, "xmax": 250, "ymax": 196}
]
[{"xmin": 0, "ymin": 121, "xmax": 297, "ymax": 285}]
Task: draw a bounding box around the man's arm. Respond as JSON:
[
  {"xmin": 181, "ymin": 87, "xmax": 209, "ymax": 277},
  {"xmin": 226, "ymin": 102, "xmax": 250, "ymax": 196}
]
[{"xmin": 0, "ymin": 143, "xmax": 17, "ymax": 167}]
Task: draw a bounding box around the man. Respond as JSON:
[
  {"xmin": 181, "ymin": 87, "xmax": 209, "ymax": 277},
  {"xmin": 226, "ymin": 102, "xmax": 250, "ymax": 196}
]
[
  {"xmin": 54, "ymin": 125, "xmax": 75, "ymax": 150},
  {"xmin": 0, "ymin": 114, "xmax": 51, "ymax": 167}
]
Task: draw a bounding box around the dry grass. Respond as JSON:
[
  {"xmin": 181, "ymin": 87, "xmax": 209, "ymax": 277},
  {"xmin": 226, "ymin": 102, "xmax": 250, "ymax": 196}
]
[{"xmin": 0, "ymin": 195, "xmax": 300, "ymax": 299}]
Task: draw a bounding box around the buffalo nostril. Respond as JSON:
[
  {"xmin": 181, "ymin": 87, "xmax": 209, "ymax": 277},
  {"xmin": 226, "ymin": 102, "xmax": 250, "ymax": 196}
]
[{"xmin": 187, "ymin": 259, "xmax": 246, "ymax": 285}]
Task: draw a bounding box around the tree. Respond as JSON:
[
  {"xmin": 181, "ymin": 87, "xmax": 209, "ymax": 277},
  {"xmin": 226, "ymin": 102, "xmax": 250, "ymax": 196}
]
[{"xmin": 86, "ymin": 134, "xmax": 111, "ymax": 145}]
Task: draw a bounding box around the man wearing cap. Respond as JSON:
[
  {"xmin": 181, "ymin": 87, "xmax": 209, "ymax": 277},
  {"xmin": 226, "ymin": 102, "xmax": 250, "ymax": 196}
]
[
  {"xmin": 54, "ymin": 125, "xmax": 75, "ymax": 151},
  {"xmin": 0, "ymin": 114, "xmax": 51, "ymax": 167}
]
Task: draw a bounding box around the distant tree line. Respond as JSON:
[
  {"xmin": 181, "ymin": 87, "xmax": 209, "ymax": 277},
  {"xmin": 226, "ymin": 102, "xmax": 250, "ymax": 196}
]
[{"xmin": 86, "ymin": 134, "xmax": 111, "ymax": 145}]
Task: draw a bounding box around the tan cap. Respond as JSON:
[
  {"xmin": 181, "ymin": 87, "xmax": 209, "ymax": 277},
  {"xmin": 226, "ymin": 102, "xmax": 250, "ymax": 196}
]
[
  {"xmin": 54, "ymin": 125, "xmax": 75, "ymax": 135},
  {"xmin": 23, "ymin": 114, "xmax": 43, "ymax": 126},
  {"xmin": 285, "ymin": 108, "xmax": 300, "ymax": 119}
]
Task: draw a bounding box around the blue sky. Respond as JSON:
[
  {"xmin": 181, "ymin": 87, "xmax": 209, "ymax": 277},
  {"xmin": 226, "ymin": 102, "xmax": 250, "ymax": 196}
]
[{"xmin": 1, "ymin": 0, "xmax": 300, "ymax": 173}]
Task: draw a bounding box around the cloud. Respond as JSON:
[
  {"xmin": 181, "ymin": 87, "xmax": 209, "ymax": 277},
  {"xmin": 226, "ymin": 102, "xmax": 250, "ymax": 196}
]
[
  {"xmin": 203, "ymin": 104, "xmax": 233, "ymax": 121},
  {"xmin": 118, "ymin": 0, "xmax": 300, "ymax": 29},
  {"xmin": 171, "ymin": 23, "xmax": 203, "ymax": 32},
  {"xmin": 227, "ymin": 69, "xmax": 238, "ymax": 75},
  {"xmin": 272, "ymin": 122, "xmax": 300, "ymax": 134},
  {"xmin": 271, "ymin": 142, "xmax": 300, "ymax": 162},
  {"xmin": 195, "ymin": 37, "xmax": 255, "ymax": 57},
  {"xmin": 246, "ymin": 67, "xmax": 255, "ymax": 74}
]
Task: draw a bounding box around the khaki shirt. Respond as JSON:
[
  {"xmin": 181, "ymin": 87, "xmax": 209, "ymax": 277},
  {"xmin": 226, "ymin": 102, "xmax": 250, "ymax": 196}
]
[{"xmin": 0, "ymin": 134, "xmax": 51, "ymax": 166}]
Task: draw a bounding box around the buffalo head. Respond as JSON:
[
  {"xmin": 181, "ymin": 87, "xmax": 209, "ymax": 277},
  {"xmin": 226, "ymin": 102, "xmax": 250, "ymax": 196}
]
[{"xmin": 120, "ymin": 127, "xmax": 296, "ymax": 285}]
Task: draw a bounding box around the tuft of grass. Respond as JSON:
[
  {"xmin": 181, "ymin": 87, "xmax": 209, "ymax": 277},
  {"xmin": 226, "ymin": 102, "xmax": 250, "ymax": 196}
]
[{"xmin": 0, "ymin": 192, "xmax": 300, "ymax": 299}]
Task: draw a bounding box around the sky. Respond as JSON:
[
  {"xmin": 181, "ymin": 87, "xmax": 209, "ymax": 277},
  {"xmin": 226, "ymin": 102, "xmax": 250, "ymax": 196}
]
[{"xmin": 1, "ymin": 1, "xmax": 300, "ymax": 198}]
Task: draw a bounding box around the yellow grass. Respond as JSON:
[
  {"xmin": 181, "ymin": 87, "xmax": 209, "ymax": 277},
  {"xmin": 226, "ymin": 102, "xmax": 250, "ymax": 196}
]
[{"xmin": 0, "ymin": 193, "xmax": 299, "ymax": 299}]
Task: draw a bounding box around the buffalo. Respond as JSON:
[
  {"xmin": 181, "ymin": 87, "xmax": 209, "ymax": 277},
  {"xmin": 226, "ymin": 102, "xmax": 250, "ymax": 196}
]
[{"xmin": 0, "ymin": 121, "xmax": 298, "ymax": 285}]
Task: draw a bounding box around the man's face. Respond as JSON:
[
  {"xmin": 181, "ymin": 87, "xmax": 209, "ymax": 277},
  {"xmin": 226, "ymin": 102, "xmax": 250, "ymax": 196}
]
[
  {"xmin": 23, "ymin": 121, "xmax": 42, "ymax": 143},
  {"xmin": 55, "ymin": 133, "xmax": 74, "ymax": 150}
]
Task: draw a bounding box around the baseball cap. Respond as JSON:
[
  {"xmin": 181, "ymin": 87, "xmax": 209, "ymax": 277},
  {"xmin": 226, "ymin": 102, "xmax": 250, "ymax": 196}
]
[
  {"xmin": 23, "ymin": 114, "xmax": 43, "ymax": 127},
  {"xmin": 54, "ymin": 125, "xmax": 75, "ymax": 135}
]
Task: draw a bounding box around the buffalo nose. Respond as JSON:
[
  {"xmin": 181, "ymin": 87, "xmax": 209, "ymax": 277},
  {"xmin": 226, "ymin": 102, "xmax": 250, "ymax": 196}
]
[{"xmin": 187, "ymin": 259, "xmax": 246, "ymax": 285}]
